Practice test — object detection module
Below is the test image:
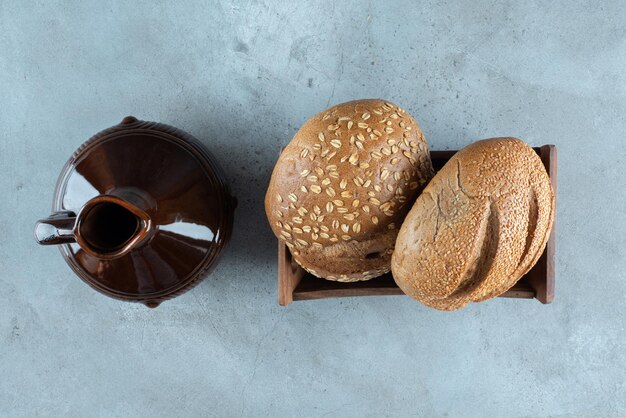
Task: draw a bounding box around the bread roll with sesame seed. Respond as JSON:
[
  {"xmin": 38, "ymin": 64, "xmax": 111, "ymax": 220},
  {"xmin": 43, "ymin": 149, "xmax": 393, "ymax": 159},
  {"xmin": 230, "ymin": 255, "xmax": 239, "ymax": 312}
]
[
  {"xmin": 265, "ymin": 99, "xmax": 435, "ymax": 282},
  {"xmin": 391, "ymin": 138, "xmax": 555, "ymax": 310}
]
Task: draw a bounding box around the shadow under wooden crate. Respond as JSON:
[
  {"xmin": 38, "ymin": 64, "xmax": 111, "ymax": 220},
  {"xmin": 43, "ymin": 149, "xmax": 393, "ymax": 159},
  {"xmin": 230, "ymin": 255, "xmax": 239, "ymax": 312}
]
[{"xmin": 278, "ymin": 145, "xmax": 557, "ymax": 306}]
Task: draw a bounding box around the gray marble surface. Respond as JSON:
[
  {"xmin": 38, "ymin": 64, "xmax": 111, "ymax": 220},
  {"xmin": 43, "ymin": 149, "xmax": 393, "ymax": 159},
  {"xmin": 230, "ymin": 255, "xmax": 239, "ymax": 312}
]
[{"xmin": 1, "ymin": 1, "xmax": 625, "ymax": 417}]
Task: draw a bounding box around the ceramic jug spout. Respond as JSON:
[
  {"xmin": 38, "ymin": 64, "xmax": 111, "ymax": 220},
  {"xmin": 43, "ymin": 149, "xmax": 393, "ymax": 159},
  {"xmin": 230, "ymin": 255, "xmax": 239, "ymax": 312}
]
[{"xmin": 35, "ymin": 194, "xmax": 153, "ymax": 259}]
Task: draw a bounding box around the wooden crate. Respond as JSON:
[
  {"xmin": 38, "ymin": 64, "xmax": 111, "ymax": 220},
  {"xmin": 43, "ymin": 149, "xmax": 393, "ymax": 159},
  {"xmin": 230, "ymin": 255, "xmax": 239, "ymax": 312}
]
[{"xmin": 278, "ymin": 145, "xmax": 557, "ymax": 306}]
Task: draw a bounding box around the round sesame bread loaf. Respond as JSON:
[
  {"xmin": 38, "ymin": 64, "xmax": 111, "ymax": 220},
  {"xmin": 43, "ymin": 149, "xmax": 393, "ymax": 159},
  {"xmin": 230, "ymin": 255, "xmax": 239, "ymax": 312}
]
[
  {"xmin": 391, "ymin": 138, "xmax": 554, "ymax": 310},
  {"xmin": 265, "ymin": 99, "xmax": 435, "ymax": 282}
]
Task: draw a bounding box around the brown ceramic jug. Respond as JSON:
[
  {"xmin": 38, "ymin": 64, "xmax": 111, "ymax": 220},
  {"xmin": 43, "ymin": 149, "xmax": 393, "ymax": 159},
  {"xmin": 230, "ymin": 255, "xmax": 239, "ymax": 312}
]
[{"xmin": 35, "ymin": 117, "xmax": 236, "ymax": 307}]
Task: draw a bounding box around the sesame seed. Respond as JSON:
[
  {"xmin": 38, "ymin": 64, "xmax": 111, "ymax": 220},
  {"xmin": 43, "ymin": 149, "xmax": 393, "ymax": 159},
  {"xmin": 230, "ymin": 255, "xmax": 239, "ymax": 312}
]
[
  {"xmin": 276, "ymin": 194, "xmax": 283, "ymax": 203},
  {"xmin": 288, "ymin": 193, "xmax": 297, "ymax": 202},
  {"xmin": 369, "ymin": 197, "xmax": 381, "ymax": 205},
  {"xmin": 341, "ymin": 235, "xmax": 351, "ymax": 241},
  {"xmin": 300, "ymin": 149, "xmax": 309, "ymax": 158},
  {"xmin": 275, "ymin": 210, "xmax": 283, "ymax": 217},
  {"xmin": 300, "ymin": 185, "xmax": 308, "ymax": 193},
  {"xmin": 357, "ymin": 122, "xmax": 368, "ymax": 129},
  {"xmin": 362, "ymin": 205, "xmax": 370, "ymax": 213},
  {"xmin": 353, "ymin": 222, "xmax": 361, "ymax": 233},
  {"xmin": 325, "ymin": 187, "xmax": 336, "ymax": 197},
  {"xmin": 293, "ymin": 227, "xmax": 303, "ymax": 234},
  {"xmin": 332, "ymin": 199, "xmax": 344, "ymax": 207},
  {"xmin": 341, "ymin": 224, "xmax": 349, "ymax": 233},
  {"xmin": 340, "ymin": 191, "xmax": 351, "ymax": 198},
  {"xmin": 307, "ymin": 175, "xmax": 318, "ymax": 182},
  {"xmin": 310, "ymin": 185, "xmax": 322, "ymax": 193},
  {"xmin": 328, "ymin": 124, "xmax": 339, "ymax": 131},
  {"xmin": 352, "ymin": 199, "xmax": 360, "ymax": 208},
  {"xmin": 362, "ymin": 112, "xmax": 370, "ymax": 120},
  {"xmin": 339, "ymin": 179, "xmax": 348, "ymax": 189},
  {"xmin": 321, "ymin": 178, "xmax": 331, "ymax": 186},
  {"xmin": 293, "ymin": 216, "xmax": 304, "ymax": 224},
  {"xmin": 348, "ymin": 121, "xmax": 354, "ymax": 129},
  {"xmin": 330, "ymin": 139, "xmax": 341, "ymax": 148},
  {"xmin": 371, "ymin": 216, "xmax": 379, "ymax": 225}
]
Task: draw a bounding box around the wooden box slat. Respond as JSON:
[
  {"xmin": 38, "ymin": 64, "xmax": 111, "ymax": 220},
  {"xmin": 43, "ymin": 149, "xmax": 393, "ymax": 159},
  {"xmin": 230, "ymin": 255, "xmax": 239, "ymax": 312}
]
[{"xmin": 278, "ymin": 145, "xmax": 557, "ymax": 306}]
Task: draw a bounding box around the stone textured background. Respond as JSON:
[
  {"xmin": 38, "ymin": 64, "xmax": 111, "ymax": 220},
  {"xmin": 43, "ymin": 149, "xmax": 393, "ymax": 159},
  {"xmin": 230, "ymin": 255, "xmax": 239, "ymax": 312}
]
[{"xmin": 1, "ymin": 1, "xmax": 625, "ymax": 417}]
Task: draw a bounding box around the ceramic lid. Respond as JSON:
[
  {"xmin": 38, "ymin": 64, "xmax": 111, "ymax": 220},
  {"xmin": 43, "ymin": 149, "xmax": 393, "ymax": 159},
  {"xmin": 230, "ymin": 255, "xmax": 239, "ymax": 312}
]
[{"xmin": 52, "ymin": 117, "xmax": 235, "ymax": 306}]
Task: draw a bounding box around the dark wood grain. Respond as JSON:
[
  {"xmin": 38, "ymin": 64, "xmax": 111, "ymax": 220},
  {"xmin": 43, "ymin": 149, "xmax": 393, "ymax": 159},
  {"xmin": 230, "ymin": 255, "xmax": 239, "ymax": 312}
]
[{"xmin": 278, "ymin": 145, "xmax": 556, "ymax": 306}]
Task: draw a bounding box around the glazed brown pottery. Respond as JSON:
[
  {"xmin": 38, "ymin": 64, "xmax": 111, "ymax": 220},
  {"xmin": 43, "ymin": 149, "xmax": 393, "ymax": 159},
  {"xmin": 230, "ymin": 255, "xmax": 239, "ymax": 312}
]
[{"xmin": 35, "ymin": 117, "xmax": 236, "ymax": 307}]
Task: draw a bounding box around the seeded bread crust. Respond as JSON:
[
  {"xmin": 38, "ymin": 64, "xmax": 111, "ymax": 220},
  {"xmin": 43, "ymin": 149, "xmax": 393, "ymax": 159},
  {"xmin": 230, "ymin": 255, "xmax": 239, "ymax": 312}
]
[
  {"xmin": 265, "ymin": 99, "xmax": 435, "ymax": 282},
  {"xmin": 391, "ymin": 138, "xmax": 555, "ymax": 310}
]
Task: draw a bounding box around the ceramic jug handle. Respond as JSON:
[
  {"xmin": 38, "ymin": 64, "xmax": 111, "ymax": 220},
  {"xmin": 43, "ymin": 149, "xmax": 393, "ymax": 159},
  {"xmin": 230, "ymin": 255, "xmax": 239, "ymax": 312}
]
[{"xmin": 34, "ymin": 211, "xmax": 77, "ymax": 245}]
